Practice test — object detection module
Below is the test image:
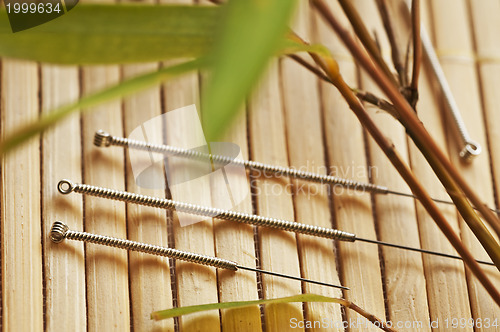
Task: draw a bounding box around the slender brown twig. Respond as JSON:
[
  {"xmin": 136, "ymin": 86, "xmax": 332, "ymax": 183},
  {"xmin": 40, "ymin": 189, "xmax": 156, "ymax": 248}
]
[
  {"xmin": 409, "ymin": 0, "xmax": 421, "ymax": 108},
  {"xmin": 337, "ymin": 0, "xmax": 398, "ymax": 87},
  {"xmin": 375, "ymin": 0, "xmax": 407, "ymax": 87},
  {"xmin": 341, "ymin": 300, "xmax": 397, "ymax": 332},
  {"xmin": 287, "ymin": 54, "xmax": 331, "ymax": 83},
  {"xmin": 311, "ymin": 0, "xmax": 500, "ymax": 253},
  {"xmin": 310, "ymin": 0, "xmax": 500, "ymax": 305},
  {"xmin": 288, "ymin": 54, "xmax": 398, "ymax": 116}
]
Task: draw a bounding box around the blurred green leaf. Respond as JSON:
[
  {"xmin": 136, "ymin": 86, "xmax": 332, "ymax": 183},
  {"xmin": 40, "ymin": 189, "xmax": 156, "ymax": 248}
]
[
  {"xmin": 0, "ymin": 5, "xmax": 218, "ymax": 64},
  {"xmin": 279, "ymin": 38, "xmax": 332, "ymax": 57},
  {"xmin": 151, "ymin": 294, "xmax": 345, "ymax": 321},
  {"xmin": 201, "ymin": 0, "xmax": 298, "ymax": 142},
  {"xmin": 0, "ymin": 59, "xmax": 203, "ymax": 155}
]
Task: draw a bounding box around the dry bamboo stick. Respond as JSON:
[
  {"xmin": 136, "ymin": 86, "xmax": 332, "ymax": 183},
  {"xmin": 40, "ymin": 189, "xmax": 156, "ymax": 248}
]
[
  {"xmin": 312, "ymin": 3, "xmax": 387, "ymax": 330},
  {"xmin": 81, "ymin": 65, "xmax": 130, "ymax": 331},
  {"xmin": 41, "ymin": 64, "xmax": 87, "ymax": 332},
  {"xmin": 248, "ymin": 62, "xmax": 305, "ymax": 331},
  {"xmin": 0, "ymin": 59, "xmax": 43, "ymax": 332},
  {"xmin": 429, "ymin": 0, "xmax": 500, "ymax": 321},
  {"xmin": 122, "ymin": 62, "xmax": 174, "ymax": 331},
  {"xmin": 312, "ymin": 0, "xmax": 500, "ymax": 305},
  {"xmin": 353, "ymin": 0, "xmax": 431, "ymax": 327},
  {"xmin": 278, "ymin": 2, "xmax": 343, "ymax": 330}
]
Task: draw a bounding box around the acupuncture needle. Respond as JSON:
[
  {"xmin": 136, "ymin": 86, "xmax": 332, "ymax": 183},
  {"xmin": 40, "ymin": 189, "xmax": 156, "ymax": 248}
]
[
  {"xmin": 93, "ymin": 130, "xmax": 500, "ymax": 215},
  {"xmin": 403, "ymin": 0, "xmax": 481, "ymax": 162},
  {"xmin": 57, "ymin": 180, "xmax": 495, "ymax": 266},
  {"xmin": 49, "ymin": 221, "xmax": 347, "ymax": 290}
]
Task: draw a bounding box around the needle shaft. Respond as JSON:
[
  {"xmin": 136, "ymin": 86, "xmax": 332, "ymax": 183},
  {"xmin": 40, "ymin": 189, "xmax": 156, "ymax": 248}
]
[
  {"xmin": 58, "ymin": 180, "xmax": 495, "ymax": 267},
  {"xmin": 94, "ymin": 130, "xmax": 500, "ymax": 214},
  {"xmin": 50, "ymin": 221, "xmax": 348, "ymax": 290},
  {"xmin": 355, "ymin": 237, "xmax": 494, "ymax": 266}
]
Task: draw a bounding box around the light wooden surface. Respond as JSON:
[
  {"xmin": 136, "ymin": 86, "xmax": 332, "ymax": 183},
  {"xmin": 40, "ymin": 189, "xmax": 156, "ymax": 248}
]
[
  {"xmin": 430, "ymin": 0, "xmax": 500, "ymax": 323},
  {"xmin": 123, "ymin": 61, "xmax": 174, "ymax": 332},
  {"xmin": 249, "ymin": 59, "xmax": 304, "ymax": 331},
  {"xmin": 1, "ymin": 59, "xmax": 43, "ymax": 332},
  {"xmin": 313, "ymin": 3, "xmax": 386, "ymax": 330},
  {"xmin": 2, "ymin": 0, "xmax": 500, "ymax": 331},
  {"xmin": 354, "ymin": 0, "xmax": 431, "ymax": 328},
  {"xmin": 41, "ymin": 64, "xmax": 87, "ymax": 332},
  {"xmin": 471, "ymin": 0, "xmax": 500, "ymax": 217}
]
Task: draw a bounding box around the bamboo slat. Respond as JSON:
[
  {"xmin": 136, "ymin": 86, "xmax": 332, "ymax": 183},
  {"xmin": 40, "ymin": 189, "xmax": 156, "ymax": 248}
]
[
  {"xmin": 248, "ymin": 62, "xmax": 305, "ymax": 331},
  {"xmin": 381, "ymin": 1, "xmax": 474, "ymax": 327},
  {"xmin": 1, "ymin": 59, "xmax": 43, "ymax": 332},
  {"xmin": 162, "ymin": 74, "xmax": 220, "ymax": 332},
  {"xmin": 279, "ymin": 2, "xmax": 344, "ymax": 331},
  {"xmin": 469, "ymin": 0, "xmax": 500, "ymax": 238},
  {"xmin": 196, "ymin": 1, "xmax": 261, "ymax": 327},
  {"xmin": 41, "ymin": 64, "xmax": 87, "ymax": 332},
  {"xmin": 196, "ymin": 1, "xmax": 261, "ymax": 328},
  {"xmin": 211, "ymin": 109, "xmax": 262, "ymax": 331},
  {"xmin": 353, "ymin": 0, "xmax": 431, "ymax": 328},
  {"xmin": 429, "ymin": 0, "xmax": 500, "ymax": 323},
  {"xmin": 408, "ymin": 70, "xmax": 474, "ymax": 330},
  {"xmin": 81, "ymin": 66, "xmax": 130, "ymax": 331},
  {"xmin": 120, "ymin": 0, "xmax": 174, "ymax": 325},
  {"xmin": 122, "ymin": 63, "xmax": 174, "ymax": 332},
  {"xmin": 312, "ymin": 2, "xmax": 387, "ymax": 330}
]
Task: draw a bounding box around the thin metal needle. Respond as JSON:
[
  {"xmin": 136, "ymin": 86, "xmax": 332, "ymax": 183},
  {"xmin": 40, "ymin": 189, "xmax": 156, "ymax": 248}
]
[
  {"xmin": 58, "ymin": 180, "xmax": 495, "ymax": 267},
  {"xmin": 50, "ymin": 221, "xmax": 348, "ymax": 290},
  {"xmin": 236, "ymin": 265, "xmax": 348, "ymax": 288},
  {"xmin": 355, "ymin": 237, "xmax": 495, "ymax": 266},
  {"xmin": 403, "ymin": 0, "xmax": 481, "ymax": 162},
  {"xmin": 385, "ymin": 190, "xmax": 500, "ymax": 214},
  {"xmin": 94, "ymin": 130, "xmax": 500, "ymax": 214}
]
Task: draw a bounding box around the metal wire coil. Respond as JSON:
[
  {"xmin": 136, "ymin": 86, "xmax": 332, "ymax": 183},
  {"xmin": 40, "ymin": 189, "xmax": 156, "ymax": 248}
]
[
  {"xmin": 58, "ymin": 179, "xmax": 356, "ymax": 242},
  {"xmin": 50, "ymin": 221, "xmax": 238, "ymax": 270},
  {"xmin": 94, "ymin": 130, "xmax": 388, "ymax": 193}
]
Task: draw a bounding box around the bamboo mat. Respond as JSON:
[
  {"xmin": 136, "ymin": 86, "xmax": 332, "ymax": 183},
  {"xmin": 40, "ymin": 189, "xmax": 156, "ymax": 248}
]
[{"xmin": 1, "ymin": 0, "xmax": 500, "ymax": 331}]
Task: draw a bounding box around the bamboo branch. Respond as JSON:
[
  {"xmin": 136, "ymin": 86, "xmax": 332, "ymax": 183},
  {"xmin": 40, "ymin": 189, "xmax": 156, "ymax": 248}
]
[
  {"xmin": 311, "ymin": 49, "xmax": 500, "ymax": 306},
  {"xmin": 375, "ymin": 0, "xmax": 407, "ymax": 87},
  {"xmin": 287, "ymin": 54, "xmax": 331, "ymax": 83},
  {"xmin": 311, "ymin": 0, "xmax": 500, "ymax": 257},
  {"xmin": 337, "ymin": 0, "xmax": 398, "ymax": 87},
  {"xmin": 409, "ymin": 0, "xmax": 421, "ymax": 108},
  {"xmin": 288, "ymin": 54, "xmax": 398, "ymax": 117},
  {"xmin": 310, "ymin": 0, "xmax": 500, "ymax": 305}
]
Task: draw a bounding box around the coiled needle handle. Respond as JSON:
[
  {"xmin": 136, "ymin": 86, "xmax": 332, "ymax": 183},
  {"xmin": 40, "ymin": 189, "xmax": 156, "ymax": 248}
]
[
  {"xmin": 58, "ymin": 179, "xmax": 356, "ymax": 242},
  {"xmin": 50, "ymin": 221, "xmax": 348, "ymax": 290},
  {"xmin": 94, "ymin": 130, "xmax": 499, "ymax": 214},
  {"xmin": 58, "ymin": 180, "xmax": 494, "ymax": 266},
  {"xmin": 94, "ymin": 130, "xmax": 388, "ymax": 194}
]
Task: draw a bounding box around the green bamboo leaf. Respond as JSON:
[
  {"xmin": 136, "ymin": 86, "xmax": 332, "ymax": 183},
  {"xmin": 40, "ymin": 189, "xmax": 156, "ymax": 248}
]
[
  {"xmin": 151, "ymin": 294, "xmax": 346, "ymax": 320},
  {"xmin": 0, "ymin": 5, "xmax": 218, "ymax": 64},
  {"xmin": 201, "ymin": 0, "xmax": 298, "ymax": 142},
  {"xmin": 279, "ymin": 38, "xmax": 332, "ymax": 57},
  {"xmin": 0, "ymin": 59, "xmax": 203, "ymax": 155}
]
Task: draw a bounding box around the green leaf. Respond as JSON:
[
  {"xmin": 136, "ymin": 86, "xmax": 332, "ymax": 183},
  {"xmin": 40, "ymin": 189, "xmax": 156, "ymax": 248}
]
[
  {"xmin": 0, "ymin": 5, "xmax": 218, "ymax": 64},
  {"xmin": 151, "ymin": 294, "xmax": 346, "ymax": 321},
  {"xmin": 279, "ymin": 38, "xmax": 332, "ymax": 57},
  {"xmin": 0, "ymin": 59, "xmax": 203, "ymax": 155},
  {"xmin": 201, "ymin": 0, "xmax": 298, "ymax": 142}
]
